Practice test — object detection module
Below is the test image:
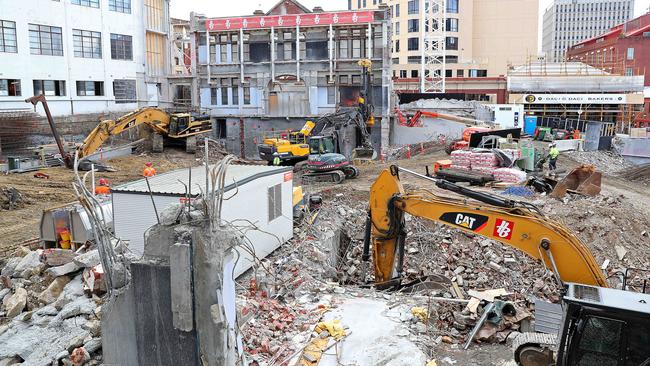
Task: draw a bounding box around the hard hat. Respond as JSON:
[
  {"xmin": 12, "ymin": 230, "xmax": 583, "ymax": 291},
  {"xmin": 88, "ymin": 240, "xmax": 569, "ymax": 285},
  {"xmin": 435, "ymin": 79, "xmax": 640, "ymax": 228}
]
[
  {"xmin": 549, "ymin": 142, "xmax": 556, "ymax": 147},
  {"xmin": 145, "ymin": 162, "xmax": 153, "ymax": 167},
  {"xmin": 98, "ymin": 178, "xmax": 109, "ymax": 186}
]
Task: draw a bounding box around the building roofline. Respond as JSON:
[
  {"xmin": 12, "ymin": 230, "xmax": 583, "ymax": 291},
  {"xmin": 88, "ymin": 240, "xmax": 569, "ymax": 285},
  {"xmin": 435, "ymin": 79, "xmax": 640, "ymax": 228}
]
[{"xmin": 265, "ymin": 0, "xmax": 312, "ymax": 15}]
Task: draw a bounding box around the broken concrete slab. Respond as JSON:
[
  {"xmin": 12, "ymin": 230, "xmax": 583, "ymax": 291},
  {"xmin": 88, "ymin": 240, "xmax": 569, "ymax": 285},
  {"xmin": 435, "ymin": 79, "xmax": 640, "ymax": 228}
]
[
  {"xmin": 46, "ymin": 262, "xmax": 81, "ymax": 278},
  {"xmin": 1, "ymin": 258, "xmax": 21, "ymax": 277},
  {"xmin": 38, "ymin": 276, "xmax": 71, "ymax": 305},
  {"xmin": 614, "ymin": 245, "xmax": 627, "ymax": 261},
  {"xmin": 4, "ymin": 288, "xmax": 27, "ymax": 318},
  {"xmin": 72, "ymin": 250, "xmax": 100, "ymax": 268},
  {"xmin": 42, "ymin": 249, "xmax": 78, "ymax": 267},
  {"xmin": 317, "ymin": 297, "xmax": 428, "ymax": 366},
  {"xmin": 12, "ymin": 251, "xmax": 42, "ymax": 277}
]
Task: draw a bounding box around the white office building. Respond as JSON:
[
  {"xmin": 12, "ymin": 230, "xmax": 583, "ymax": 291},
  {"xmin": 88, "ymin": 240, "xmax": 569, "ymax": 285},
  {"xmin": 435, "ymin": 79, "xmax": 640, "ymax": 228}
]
[
  {"xmin": 542, "ymin": 0, "xmax": 633, "ymax": 62},
  {"xmin": 0, "ymin": 0, "xmax": 170, "ymax": 116}
]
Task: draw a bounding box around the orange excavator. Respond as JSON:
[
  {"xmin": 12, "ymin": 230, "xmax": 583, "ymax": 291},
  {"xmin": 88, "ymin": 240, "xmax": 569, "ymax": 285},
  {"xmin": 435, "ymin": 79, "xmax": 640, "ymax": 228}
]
[{"xmin": 394, "ymin": 107, "xmax": 493, "ymax": 154}]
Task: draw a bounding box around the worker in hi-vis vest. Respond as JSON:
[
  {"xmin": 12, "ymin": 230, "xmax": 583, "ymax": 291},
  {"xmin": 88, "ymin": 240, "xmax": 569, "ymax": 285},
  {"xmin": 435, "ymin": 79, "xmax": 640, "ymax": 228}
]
[{"xmin": 548, "ymin": 142, "xmax": 560, "ymax": 175}]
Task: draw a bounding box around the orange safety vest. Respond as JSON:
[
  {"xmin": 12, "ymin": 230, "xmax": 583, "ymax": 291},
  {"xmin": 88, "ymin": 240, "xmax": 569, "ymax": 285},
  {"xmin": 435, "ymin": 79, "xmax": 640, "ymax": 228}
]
[
  {"xmin": 143, "ymin": 167, "xmax": 157, "ymax": 177},
  {"xmin": 94, "ymin": 186, "xmax": 110, "ymax": 195}
]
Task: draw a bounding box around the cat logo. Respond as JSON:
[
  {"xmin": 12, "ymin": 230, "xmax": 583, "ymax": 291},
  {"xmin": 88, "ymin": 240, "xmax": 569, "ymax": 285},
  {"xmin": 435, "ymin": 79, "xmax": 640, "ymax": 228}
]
[{"xmin": 439, "ymin": 212, "xmax": 489, "ymax": 232}]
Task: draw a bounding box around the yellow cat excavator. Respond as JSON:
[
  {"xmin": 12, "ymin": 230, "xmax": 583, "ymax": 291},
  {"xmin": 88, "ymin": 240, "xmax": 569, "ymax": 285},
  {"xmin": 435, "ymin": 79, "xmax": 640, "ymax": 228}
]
[
  {"xmin": 78, "ymin": 107, "xmax": 212, "ymax": 158},
  {"xmin": 364, "ymin": 165, "xmax": 650, "ymax": 366}
]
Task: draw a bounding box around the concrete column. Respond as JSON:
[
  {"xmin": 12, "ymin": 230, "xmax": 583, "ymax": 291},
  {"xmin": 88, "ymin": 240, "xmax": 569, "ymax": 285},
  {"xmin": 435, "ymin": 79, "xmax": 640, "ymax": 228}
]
[
  {"xmin": 328, "ymin": 24, "xmax": 334, "ymax": 82},
  {"xmin": 367, "ymin": 23, "xmax": 372, "ymax": 59},
  {"xmin": 296, "ymin": 24, "xmax": 300, "ymax": 79},
  {"xmin": 271, "ymin": 27, "xmax": 276, "ymax": 82},
  {"xmin": 239, "ymin": 28, "xmax": 244, "ymax": 114},
  {"xmin": 206, "ymin": 30, "xmax": 211, "ymax": 84}
]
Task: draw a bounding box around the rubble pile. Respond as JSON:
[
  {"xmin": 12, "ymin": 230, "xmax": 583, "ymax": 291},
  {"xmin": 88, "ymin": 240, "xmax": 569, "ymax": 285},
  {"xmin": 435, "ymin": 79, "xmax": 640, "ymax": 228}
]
[
  {"xmin": 0, "ymin": 248, "xmax": 104, "ymax": 366},
  {"xmin": 385, "ymin": 140, "xmax": 447, "ymax": 161},
  {"xmin": 534, "ymin": 193, "xmax": 650, "ymax": 289},
  {"xmin": 565, "ymin": 150, "xmax": 633, "ymax": 175}
]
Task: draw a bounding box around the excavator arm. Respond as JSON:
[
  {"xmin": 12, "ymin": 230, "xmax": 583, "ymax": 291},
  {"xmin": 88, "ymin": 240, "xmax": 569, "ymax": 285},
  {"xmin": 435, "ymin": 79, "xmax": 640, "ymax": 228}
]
[
  {"xmin": 366, "ymin": 165, "xmax": 608, "ymax": 288},
  {"xmin": 78, "ymin": 107, "xmax": 171, "ymax": 158},
  {"xmin": 394, "ymin": 107, "xmax": 494, "ymax": 128}
]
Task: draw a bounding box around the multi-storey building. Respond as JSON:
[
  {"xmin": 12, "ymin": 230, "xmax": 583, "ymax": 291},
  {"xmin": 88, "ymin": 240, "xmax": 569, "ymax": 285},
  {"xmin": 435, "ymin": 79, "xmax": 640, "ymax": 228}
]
[
  {"xmin": 542, "ymin": 0, "xmax": 633, "ymax": 62},
  {"xmin": 349, "ymin": 0, "xmax": 538, "ymax": 79},
  {"xmin": 0, "ymin": 0, "xmax": 170, "ymax": 116},
  {"xmin": 567, "ymin": 12, "xmax": 650, "ymax": 126},
  {"xmin": 189, "ymin": 0, "xmax": 392, "ymax": 157}
]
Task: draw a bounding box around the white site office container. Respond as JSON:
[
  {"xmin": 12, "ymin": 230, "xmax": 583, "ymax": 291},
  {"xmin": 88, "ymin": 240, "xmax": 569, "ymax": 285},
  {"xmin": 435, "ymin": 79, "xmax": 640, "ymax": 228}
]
[{"xmin": 111, "ymin": 164, "xmax": 294, "ymax": 278}]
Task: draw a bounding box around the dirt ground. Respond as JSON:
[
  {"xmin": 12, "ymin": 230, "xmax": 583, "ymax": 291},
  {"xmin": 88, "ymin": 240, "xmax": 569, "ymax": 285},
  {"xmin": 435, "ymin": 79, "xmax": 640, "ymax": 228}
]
[{"xmin": 0, "ymin": 149, "xmax": 200, "ymax": 251}]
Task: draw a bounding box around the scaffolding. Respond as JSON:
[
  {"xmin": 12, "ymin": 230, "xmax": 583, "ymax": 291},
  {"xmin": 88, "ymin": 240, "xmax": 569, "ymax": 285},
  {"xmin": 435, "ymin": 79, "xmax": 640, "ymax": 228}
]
[{"xmin": 420, "ymin": 0, "xmax": 446, "ymax": 93}]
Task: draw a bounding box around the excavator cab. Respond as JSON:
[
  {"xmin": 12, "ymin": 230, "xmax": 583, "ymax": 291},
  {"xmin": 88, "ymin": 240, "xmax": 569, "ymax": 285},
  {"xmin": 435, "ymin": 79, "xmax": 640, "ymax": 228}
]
[
  {"xmin": 169, "ymin": 114, "xmax": 190, "ymax": 136},
  {"xmin": 309, "ymin": 136, "xmax": 336, "ymax": 155}
]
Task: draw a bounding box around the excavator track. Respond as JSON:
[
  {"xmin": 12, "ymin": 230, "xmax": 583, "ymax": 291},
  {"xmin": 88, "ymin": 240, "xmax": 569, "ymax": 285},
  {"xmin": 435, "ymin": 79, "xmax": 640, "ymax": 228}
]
[
  {"xmin": 512, "ymin": 332, "xmax": 557, "ymax": 366},
  {"xmin": 302, "ymin": 170, "xmax": 346, "ymax": 184}
]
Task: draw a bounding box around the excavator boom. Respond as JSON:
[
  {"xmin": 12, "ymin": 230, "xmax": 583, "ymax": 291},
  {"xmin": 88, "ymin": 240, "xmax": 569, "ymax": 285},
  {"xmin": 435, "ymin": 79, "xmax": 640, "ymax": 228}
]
[
  {"xmin": 78, "ymin": 107, "xmax": 172, "ymax": 158},
  {"xmin": 367, "ymin": 165, "xmax": 608, "ymax": 288}
]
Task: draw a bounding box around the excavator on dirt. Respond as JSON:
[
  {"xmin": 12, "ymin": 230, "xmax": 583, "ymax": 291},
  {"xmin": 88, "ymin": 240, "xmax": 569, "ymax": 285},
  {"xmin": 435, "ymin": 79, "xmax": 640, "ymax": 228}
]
[
  {"xmin": 26, "ymin": 95, "xmax": 211, "ymax": 170},
  {"xmin": 364, "ymin": 165, "xmax": 650, "ymax": 366}
]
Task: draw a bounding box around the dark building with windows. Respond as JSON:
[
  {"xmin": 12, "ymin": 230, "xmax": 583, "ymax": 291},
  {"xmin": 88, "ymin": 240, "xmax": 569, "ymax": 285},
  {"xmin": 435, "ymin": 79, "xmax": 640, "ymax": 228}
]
[{"xmin": 189, "ymin": 0, "xmax": 392, "ymax": 157}]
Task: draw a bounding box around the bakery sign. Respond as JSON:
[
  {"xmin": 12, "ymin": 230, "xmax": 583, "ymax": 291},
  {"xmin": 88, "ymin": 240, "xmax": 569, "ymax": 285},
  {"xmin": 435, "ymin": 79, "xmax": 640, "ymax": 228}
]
[
  {"xmin": 205, "ymin": 11, "xmax": 375, "ymax": 31},
  {"xmin": 522, "ymin": 94, "xmax": 627, "ymax": 104}
]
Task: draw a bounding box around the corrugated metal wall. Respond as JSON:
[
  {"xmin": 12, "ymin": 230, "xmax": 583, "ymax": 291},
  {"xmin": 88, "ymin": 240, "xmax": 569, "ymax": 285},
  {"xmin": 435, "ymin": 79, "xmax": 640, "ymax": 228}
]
[{"xmin": 146, "ymin": 33, "xmax": 166, "ymax": 77}]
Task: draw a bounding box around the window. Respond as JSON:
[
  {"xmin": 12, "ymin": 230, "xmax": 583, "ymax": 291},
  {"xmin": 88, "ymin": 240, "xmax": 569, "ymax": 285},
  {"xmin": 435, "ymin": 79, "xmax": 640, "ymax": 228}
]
[
  {"xmin": 456, "ymin": 69, "xmax": 464, "ymax": 77},
  {"xmin": 395, "ymin": 4, "xmax": 400, "ymax": 16},
  {"xmin": 408, "ymin": 37, "xmax": 419, "ymax": 50},
  {"xmin": 395, "ymin": 21, "xmax": 400, "ymax": 35},
  {"xmin": 33, "ymin": 80, "xmax": 66, "ymax": 96},
  {"xmin": 109, "ymin": 0, "xmax": 131, "ymax": 13},
  {"xmin": 625, "ymin": 67, "xmax": 633, "ymax": 76},
  {"xmin": 411, "ymin": 70, "xmax": 418, "ymax": 78},
  {"xmin": 210, "ymin": 87, "xmax": 218, "ymax": 105},
  {"xmin": 407, "ymin": 56, "xmax": 420, "ymax": 64},
  {"xmin": 110, "ymin": 34, "xmax": 132, "ymax": 60},
  {"xmin": 113, "ymin": 79, "xmax": 136, "ymax": 103},
  {"xmin": 446, "ymin": 0, "xmax": 459, "ymax": 13},
  {"xmin": 232, "ymin": 79, "xmax": 239, "ymax": 106},
  {"xmin": 445, "ymin": 69, "xmax": 452, "ymax": 77},
  {"xmin": 446, "ymin": 37, "xmax": 458, "ymax": 50},
  {"xmin": 220, "ymin": 78, "xmax": 230, "ymax": 105},
  {"xmin": 72, "ymin": 0, "xmax": 99, "ymax": 7},
  {"xmin": 446, "ymin": 55, "xmax": 458, "ymax": 63},
  {"xmin": 327, "ymin": 86, "xmax": 336, "ymax": 105},
  {"xmin": 73, "ymin": 29, "xmax": 102, "ymax": 58},
  {"xmin": 243, "ymin": 84, "xmax": 251, "ymax": 105},
  {"xmin": 0, "ymin": 20, "xmax": 17, "ymax": 53},
  {"xmin": 249, "ymin": 42, "xmax": 271, "ymax": 63},
  {"xmin": 626, "ymin": 47, "xmax": 634, "ymax": 60},
  {"xmin": 0, "ymin": 79, "xmax": 21, "ymax": 96},
  {"xmin": 29, "ymin": 24, "xmax": 63, "ymax": 56},
  {"xmin": 76, "ymin": 81, "xmax": 104, "ymax": 96},
  {"xmin": 306, "ymin": 40, "xmax": 328, "ymax": 60},
  {"xmin": 469, "ymin": 69, "xmax": 488, "ymax": 77},
  {"xmin": 408, "ymin": 19, "xmax": 419, "ymax": 33},
  {"xmin": 445, "ymin": 18, "xmax": 459, "ymax": 32},
  {"xmin": 399, "ymin": 70, "xmax": 407, "ymax": 78},
  {"xmin": 408, "ymin": 0, "xmax": 419, "ymax": 14},
  {"xmin": 268, "ymin": 184, "xmax": 282, "ymax": 222},
  {"xmin": 570, "ymin": 316, "xmax": 623, "ymax": 366},
  {"xmin": 395, "ymin": 40, "xmax": 400, "ymax": 52}
]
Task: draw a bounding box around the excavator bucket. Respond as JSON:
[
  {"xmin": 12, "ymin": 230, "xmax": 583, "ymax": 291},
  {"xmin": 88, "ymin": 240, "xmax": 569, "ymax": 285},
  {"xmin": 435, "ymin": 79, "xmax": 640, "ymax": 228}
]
[
  {"xmin": 351, "ymin": 147, "xmax": 377, "ymax": 161},
  {"xmin": 549, "ymin": 165, "xmax": 602, "ymax": 198}
]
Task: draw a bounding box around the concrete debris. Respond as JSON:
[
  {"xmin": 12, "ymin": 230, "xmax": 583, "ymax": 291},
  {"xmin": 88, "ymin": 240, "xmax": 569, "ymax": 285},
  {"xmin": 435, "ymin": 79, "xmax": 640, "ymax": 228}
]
[
  {"xmin": 0, "ymin": 250, "xmax": 104, "ymax": 365},
  {"xmin": 3, "ymin": 287, "xmax": 27, "ymax": 318},
  {"xmin": 72, "ymin": 250, "xmax": 100, "ymax": 268},
  {"xmin": 46, "ymin": 262, "xmax": 81, "ymax": 277},
  {"xmin": 12, "ymin": 250, "xmax": 43, "ymax": 277},
  {"xmin": 42, "ymin": 249, "xmax": 78, "ymax": 267},
  {"xmin": 614, "ymin": 245, "xmax": 628, "ymax": 261},
  {"xmin": 37, "ymin": 275, "xmax": 71, "ymax": 305}
]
